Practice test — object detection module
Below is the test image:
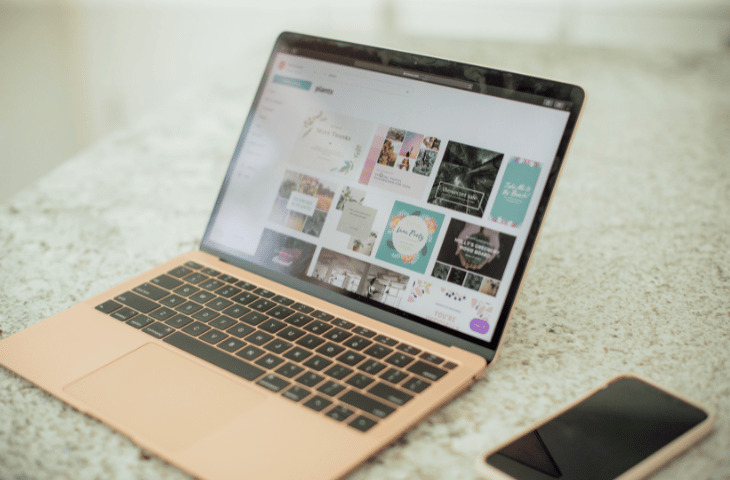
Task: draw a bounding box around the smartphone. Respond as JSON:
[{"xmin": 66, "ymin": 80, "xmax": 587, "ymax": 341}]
[{"xmin": 477, "ymin": 374, "xmax": 713, "ymax": 480}]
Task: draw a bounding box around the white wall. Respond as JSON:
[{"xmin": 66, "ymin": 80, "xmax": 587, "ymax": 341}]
[{"xmin": 0, "ymin": 0, "xmax": 728, "ymax": 203}]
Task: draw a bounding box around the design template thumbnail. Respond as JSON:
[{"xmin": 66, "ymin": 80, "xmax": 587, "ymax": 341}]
[
  {"xmin": 312, "ymin": 248, "xmax": 410, "ymax": 308},
  {"xmin": 359, "ymin": 124, "xmax": 441, "ymax": 199},
  {"xmin": 253, "ymin": 229, "xmax": 317, "ymax": 278},
  {"xmin": 375, "ymin": 201, "xmax": 444, "ymax": 274},
  {"xmin": 269, "ymin": 170, "xmax": 336, "ymax": 238},
  {"xmin": 427, "ymin": 141, "xmax": 503, "ymax": 217},
  {"xmin": 289, "ymin": 111, "xmax": 373, "ymax": 179},
  {"xmin": 433, "ymin": 218, "xmax": 515, "ymax": 294},
  {"xmin": 490, "ymin": 157, "xmax": 541, "ymax": 227}
]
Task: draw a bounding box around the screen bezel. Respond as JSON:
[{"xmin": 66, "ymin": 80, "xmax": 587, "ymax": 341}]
[{"xmin": 200, "ymin": 31, "xmax": 586, "ymax": 362}]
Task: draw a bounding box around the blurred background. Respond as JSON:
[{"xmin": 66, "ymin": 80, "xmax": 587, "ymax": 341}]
[{"xmin": 1, "ymin": 0, "xmax": 728, "ymax": 204}]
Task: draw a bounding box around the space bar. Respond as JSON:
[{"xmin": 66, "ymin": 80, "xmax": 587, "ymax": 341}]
[{"xmin": 164, "ymin": 332, "xmax": 265, "ymax": 381}]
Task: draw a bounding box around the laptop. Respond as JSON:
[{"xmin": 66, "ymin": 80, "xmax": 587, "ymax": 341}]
[{"xmin": 0, "ymin": 32, "xmax": 584, "ymax": 480}]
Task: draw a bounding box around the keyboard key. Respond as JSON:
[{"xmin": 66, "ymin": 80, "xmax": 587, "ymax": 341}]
[
  {"xmin": 364, "ymin": 344, "xmax": 392, "ymax": 359},
  {"xmin": 133, "ymin": 283, "xmax": 169, "ymax": 301},
  {"xmin": 324, "ymin": 365, "xmax": 353, "ymax": 380},
  {"xmin": 316, "ymin": 342, "xmax": 344, "ymax": 358},
  {"xmin": 303, "ymin": 355, "xmax": 332, "ymax": 371},
  {"xmin": 368, "ymin": 383, "xmax": 413, "ymax": 406},
  {"xmin": 259, "ymin": 318, "xmax": 286, "ymax": 334},
  {"xmin": 215, "ymin": 285, "xmax": 241, "ymax": 298},
  {"xmin": 182, "ymin": 321, "xmax": 210, "ymax": 337},
  {"xmin": 253, "ymin": 288, "xmax": 275, "ymax": 298},
  {"xmin": 272, "ymin": 295, "xmax": 294, "ymax": 306},
  {"xmin": 402, "ymin": 377, "xmax": 431, "ymax": 393},
  {"xmin": 291, "ymin": 303, "xmax": 314, "ymax": 314},
  {"xmin": 226, "ymin": 323, "xmax": 255, "ymax": 338},
  {"xmin": 282, "ymin": 385, "xmax": 310, "ymax": 402},
  {"xmin": 312, "ymin": 311, "xmax": 334, "ymax": 321},
  {"xmin": 200, "ymin": 267, "xmax": 220, "ymax": 277},
  {"xmin": 296, "ymin": 334, "xmax": 325, "ymax": 350},
  {"xmin": 168, "ymin": 266, "xmax": 193, "ymax": 278},
  {"xmin": 142, "ymin": 322, "xmax": 174, "ymax": 339},
  {"xmin": 160, "ymin": 294, "xmax": 186, "ymax": 308},
  {"xmin": 192, "ymin": 308, "xmax": 219, "ymax": 323},
  {"xmin": 175, "ymin": 301, "xmax": 203, "ymax": 315},
  {"xmin": 173, "ymin": 284, "xmax": 199, "ymax": 297},
  {"xmin": 209, "ymin": 314, "xmax": 237, "ymax": 330},
  {"xmin": 337, "ymin": 351, "xmax": 365, "ymax": 367},
  {"xmin": 206, "ymin": 298, "xmax": 232, "ymax": 311},
  {"xmin": 199, "ymin": 329, "xmax": 227, "ymax": 345},
  {"xmin": 283, "ymin": 347, "xmax": 311, "ymax": 363},
  {"xmin": 236, "ymin": 345, "xmax": 265, "ymax": 361},
  {"xmin": 218, "ymin": 338, "xmax": 245, "ymax": 353},
  {"xmin": 150, "ymin": 274, "xmax": 183, "ymax": 290},
  {"xmin": 264, "ymin": 338, "xmax": 292, "ymax": 354},
  {"xmin": 331, "ymin": 318, "xmax": 355, "ymax": 329},
  {"xmin": 343, "ymin": 336, "xmax": 372, "ymax": 351},
  {"xmin": 255, "ymin": 354, "xmax": 285, "ymax": 370},
  {"xmin": 304, "ymin": 320, "xmax": 331, "ymax": 335},
  {"xmin": 297, "ymin": 372, "xmax": 325, "ymax": 387},
  {"xmin": 285, "ymin": 312, "xmax": 313, "ymax": 327},
  {"xmin": 126, "ymin": 315, "xmax": 153, "ymax": 329},
  {"xmin": 349, "ymin": 416, "xmax": 377, "ymax": 432},
  {"xmin": 183, "ymin": 272, "xmax": 208, "ymax": 285},
  {"xmin": 385, "ymin": 353, "xmax": 414, "ymax": 368},
  {"xmin": 352, "ymin": 327, "xmax": 376, "ymax": 338},
  {"xmin": 199, "ymin": 279, "xmax": 224, "ymax": 291},
  {"xmin": 149, "ymin": 306, "xmax": 176, "ymax": 321},
  {"xmin": 164, "ymin": 332, "xmax": 264, "ymax": 381},
  {"xmin": 277, "ymin": 326, "xmax": 306, "ymax": 342},
  {"xmin": 235, "ymin": 280, "xmax": 256, "ymax": 290},
  {"xmin": 165, "ymin": 314, "xmax": 193, "ymax": 328},
  {"xmin": 231, "ymin": 292, "xmax": 258, "ymax": 305},
  {"xmin": 346, "ymin": 374, "xmax": 374, "ymax": 390},
  {"xmin": 246, "ymin": 331, "xmax": 273, "ymax": 346},
  {"xmin": 240, "ymin": 311, "xmax": 268, "ymax": 326},
  {"xmin": 443, "ymin": 361, "xmax": 458, "ymax": 370},
  {"xmin": 218, "ymin": 274, "xmax": 239, "ymax": 284},
  {"xmin": 184, "ymin": 261, "xmax": 203, "ymax": 269},
  {"xmin": 340, "ymin": 390, "xmax": 394, "ymax": 419},
  {"xmin": 115, "ymin": 291, "xmax": 159, "ymax": 314},
  {"xmin": 326, "ymin": 406, "xmax": 354, "ymax": 422},
  {"xmin": 323, "ymin": 327, "xmax": 352, "ymax": 343},
  {"xmin": 358, "ymin": 359, "xmax": 386, "ymax": 375},
  {"xmin": 222, "ymin": 305, "xmax": 250, "ymax": 318},
  {"xmin": 380, "ymin": 368, "xmax": 409, "ymax": 385},
  {"xmin": 419, "ymin": 352, "xmax": 444, "ymax": 365},
  {"xmin": 304, "ymin": 395, "xmax": 331, "ymax": 412},
  {"xmin": 276, "ymin": 363, "xmax": 304, "ymax": 379},
  {"xmin": 250, "ymin": 299, "xmax": 276, "ymax": 313},
  {"xmin": 111, "ymin": 307, "xmax": 137, "ymax": 321},
  {"xmin": 397, "ymin": 344, "xmax": 421, "ymax": 356},
  {"xmin": 95, "ymin": 300, "xmax": 121, "ymax": 314},
  {"xmin": 257, "ymin": 374, "xmax": 289, "ymax": 392},
  {"xmin": 374, "ymin": 335, "xmax": 398, "ymax": 347},
  {"xmin": 268, "ymin": 305, "xmax": 294, "ymax": 320},
  {"xmin": 407, "ymin": 361, "xmax": 447, "ymax": 381},
  {"xmin": 318, "ymin": 381, "xmax": 346, "ymax": 397},
  {"xmin": 189, "ymin": 291, "xmax": 216, "ymax": 304}
]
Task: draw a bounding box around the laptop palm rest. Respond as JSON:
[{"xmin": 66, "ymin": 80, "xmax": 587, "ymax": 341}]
[{"xmin": 63, "ymin": 343, "xmax": 265, "ymax": 452}]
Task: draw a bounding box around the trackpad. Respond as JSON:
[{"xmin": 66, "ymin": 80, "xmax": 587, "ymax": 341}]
[{"xmin": 64, "ymin": 343, "xmax": 265, "ymax": 452}]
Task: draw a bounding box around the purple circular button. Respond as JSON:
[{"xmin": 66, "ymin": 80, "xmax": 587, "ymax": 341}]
[{"xmin": 470, "ymin": 318, "xmax": 489, "ymax": 334}]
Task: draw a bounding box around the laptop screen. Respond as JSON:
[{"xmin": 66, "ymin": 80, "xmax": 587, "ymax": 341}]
[{"xmin": 202, "ymin": 33, "xmax": 584, "ymax": 360}]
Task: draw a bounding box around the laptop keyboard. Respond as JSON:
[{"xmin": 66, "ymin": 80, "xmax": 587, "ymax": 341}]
[{"xmin": 94, "ymin": 261, "xmax": 457, "ymax": 432}]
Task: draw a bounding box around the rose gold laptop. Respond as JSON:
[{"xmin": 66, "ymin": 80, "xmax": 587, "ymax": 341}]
[{"xmin": 0, "ymin": 32, "xmax": 584, "ymax": 480}]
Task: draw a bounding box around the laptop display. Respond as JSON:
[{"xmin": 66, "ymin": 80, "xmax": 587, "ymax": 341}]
[{"xmin": 202, "ymin": 33, "xmax": 583, "ymax": 361}]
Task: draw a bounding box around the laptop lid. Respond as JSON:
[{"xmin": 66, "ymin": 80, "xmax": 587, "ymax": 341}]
[{"xmin": 201, "ymin": 32, "xmax": 584, "ymax": 362}]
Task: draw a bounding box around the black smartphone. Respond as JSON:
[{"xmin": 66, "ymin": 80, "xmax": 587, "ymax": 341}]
[{"xmin": 477, "ymin": 374, "xmax": 713, "ymax": 480}]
